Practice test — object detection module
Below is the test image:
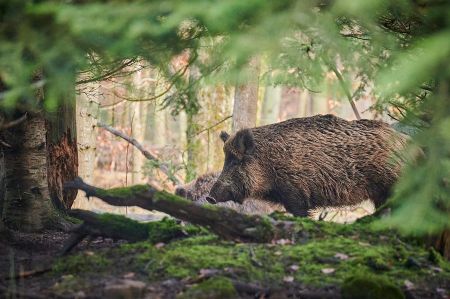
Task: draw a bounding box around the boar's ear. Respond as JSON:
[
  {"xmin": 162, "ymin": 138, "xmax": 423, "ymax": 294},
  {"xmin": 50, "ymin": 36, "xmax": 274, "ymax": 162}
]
[
  {"xmin": 234, "ymin": 129, "xmax": 255, "ymax": 156},
  {"xmin": 220, "ymin": 131, "xmax": 230, "ymax": 143}
]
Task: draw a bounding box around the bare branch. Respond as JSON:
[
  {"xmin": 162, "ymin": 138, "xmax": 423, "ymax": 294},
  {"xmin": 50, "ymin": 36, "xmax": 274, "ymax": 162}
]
[
  {"xmin": 109, "ymin": 62, "xmax": 190, "ymax": 103},
  {"xmin": 329, "ymin": 64, "xmax": 361, "ymax": 120},
  {"xmin": 76, "ymin": 58, "xmax": 138, "ymax": 85},
  {"xmin": 0, "ymin": 113, "xmax": 28, "ymax": 131},
  {"xmin": 97, "ymin": 122, "xmax": 182, "ymax": 185},
  {"xmin": 194, "ymin": 115, "xmax": 232, "ymax": 136}
]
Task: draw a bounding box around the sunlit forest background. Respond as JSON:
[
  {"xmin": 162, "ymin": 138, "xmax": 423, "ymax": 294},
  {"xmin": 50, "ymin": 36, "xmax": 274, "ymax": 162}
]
[
  {"xmin": 0, "ymin": 1, "xmax": 449, "ymax": 297},
  {"xmin": 74, "ymin": 61, "xmax": 382, "ymax": 220}
]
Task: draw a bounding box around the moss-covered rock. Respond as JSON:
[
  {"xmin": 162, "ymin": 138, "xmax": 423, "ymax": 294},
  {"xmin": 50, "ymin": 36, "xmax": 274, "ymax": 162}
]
[
  {"xmin": 177, "ymin": 277, "xmax": 238, "ymax": 299},
  {"xmin": 341, "ymin": 274, "xmax": 405, "ymax": 299}
]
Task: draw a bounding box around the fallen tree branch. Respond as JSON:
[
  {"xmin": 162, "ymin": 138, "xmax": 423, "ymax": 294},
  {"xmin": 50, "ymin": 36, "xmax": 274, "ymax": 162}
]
[
  {"xmin": 64, "ymin": 178, "xmax": 294, "ymax": 243},
  {"xmin": 0, "ymin": 267, "xmax": 52, "ymax": 282},
  {"xmin": 97, "ymin": 122, "xmax": 182, "ymax": 185},
  {"xmin": 61, "ymin": 209, "xmax": 194, "ymax": 254}
]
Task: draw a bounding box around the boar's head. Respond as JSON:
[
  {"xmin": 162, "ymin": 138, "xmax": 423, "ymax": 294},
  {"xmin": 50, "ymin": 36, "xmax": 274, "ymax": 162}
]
[{"xmin": 208, "ymin": 129, "xmax": 269, "ymax": 204}]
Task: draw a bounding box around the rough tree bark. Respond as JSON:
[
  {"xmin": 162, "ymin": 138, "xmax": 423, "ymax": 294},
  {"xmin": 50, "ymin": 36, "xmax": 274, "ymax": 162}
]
[
  {"xmin": 232, "ymin": 58, "xmax": 260, "ymax": 133},
  {"xmin": 0, "ymin": 80, "xmax": 78, "ymax": 231},
  {"xmin": 2, "ymin": 112, "xmax": 54, "ymax": 230},
  {"xmin": 46, "ymin": 96, "xmax": 78, "ymax": 211}
]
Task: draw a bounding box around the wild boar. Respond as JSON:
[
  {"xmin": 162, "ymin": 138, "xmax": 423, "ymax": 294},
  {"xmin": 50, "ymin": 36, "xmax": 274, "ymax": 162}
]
[
  {"xmin": 208, "ymin": 114, "xmax": 407, "ymax": 217},
  {"xmin": 175, "ymin": 172, "xmax": 283, "ymax": 215}
]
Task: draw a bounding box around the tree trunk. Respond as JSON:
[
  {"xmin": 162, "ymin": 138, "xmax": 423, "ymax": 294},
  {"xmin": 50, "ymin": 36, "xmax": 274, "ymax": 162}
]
[
  {"xmin": 260, "ymin": 85, "xmax": 282, "ymax": 125},
  {"xmin": 0, "ymin": 149, "xmax": 6, "ymax": 235},
  {"xmin": 131, "ymin": 103, "xmax": 146, "ymax": 185},
  {"xmin": 431, "ymin": 230, "xmax": 450, "ymax": 260},
  {"xmin": 46, "ymin": 98, "xmax": 78, "ymax": 211},
  {"xmin": 185, "ymin": 66, "xmax": 201, "ymax": 181},
  {"xmin": 232, "ymin": 59, "xmax": 260, "ymax": 133},
  {"xmin": 1, "ymin": 85, "xmax": 78, "ymax": 231},
  {"xmin": 2, "ymin": 112, "xmax": 54, "ymax": 231},
  {"xmin": 72, "ymin": 83, "xmax": 100, "ymax": 209}
]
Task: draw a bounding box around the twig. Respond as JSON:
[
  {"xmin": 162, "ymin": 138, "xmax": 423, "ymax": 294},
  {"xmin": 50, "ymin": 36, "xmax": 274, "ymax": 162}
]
[
  {"xmin": 194, "ymin": 115, "xmax": 232, "ymax": 136},
  {"xmin": 0, "ymin": 113, "xmax": 28, "ymax": 130},
  {"xmin": 110, "ymin": 61, "xmax": 190, "ymax": 103},
  {"xmin": 0, "ymin": 267, "xmax": 52, "ymax": 282},
  {"xmin": 328, "ymin": 64, "xmax": 361, "ymax": 120},
  {"xmin": 76, "ymin": 59, "xmax": 138, "ymax": 85},
  {"xmin": 97, "ymin": 122, "xmax": 181, "ymax": 185}
]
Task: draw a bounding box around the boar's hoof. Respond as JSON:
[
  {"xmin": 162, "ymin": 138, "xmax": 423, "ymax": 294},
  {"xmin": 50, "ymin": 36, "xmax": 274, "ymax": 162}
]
[{"xmin": 205, "ymin": 196, "xmax": 217, "ymax": 204}]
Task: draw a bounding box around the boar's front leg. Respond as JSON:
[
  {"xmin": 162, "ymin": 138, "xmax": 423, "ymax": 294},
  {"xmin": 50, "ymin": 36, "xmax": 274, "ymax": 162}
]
[
  {"xmin": 270, "ymin": 187, "xmax": 310, "ymax": 217},
  {"xmin": 283, "ymin": 197, "xmax": 310, "ymax": 217}
]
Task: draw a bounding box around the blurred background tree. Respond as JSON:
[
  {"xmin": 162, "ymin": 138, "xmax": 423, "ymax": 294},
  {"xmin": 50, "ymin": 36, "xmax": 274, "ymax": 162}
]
[{"xmin": 0, "ymin": 0, "xmax": 448, "ymax": 255}]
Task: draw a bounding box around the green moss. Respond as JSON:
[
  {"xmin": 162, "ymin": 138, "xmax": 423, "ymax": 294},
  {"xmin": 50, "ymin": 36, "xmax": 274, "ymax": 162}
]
[
  {"xmin": 96, "ymin": 184, "xmax": 150, "ymax": 198},
  {"xmin": 341, "ymin": 273, "xmax": 405, "ymax": 299},
  {"xmin": 252, "ymin": 216, "xmax": 275, "ymax": 240},
  {"xmin": 94, "ymin": 215, "xmax": 205, "ymax": 244},
  {"xmin": 177, "ymin": 277, "xmax": 238, "ymax": 299},
  {"xmin": 365, "ymin": 255, "xmax": 392, "ymax": 271},
  {"xmin": 146, "ymin": 217, "xmax": 203, "ymax": 243},
  {"xmin": 97, "ymin": 213, "xmax": 149, "ymax": 241},
  {"xmin": 428, "ymin": 247, "xmax": 445, "ymax": 267},
  {"xmin": 46, "ymin": 216, "xmax": 450, "ymax": 297},
  {"xmin": 53, "ymin": 252, "xmax": 110, "ymax": 274},
  {"xmin": 51, "ymin": 274, "xmax": 87, "ymax": 295},
  {"xmin": 154, "ymin": 190, "xmax": 226, "ymax": 213}
]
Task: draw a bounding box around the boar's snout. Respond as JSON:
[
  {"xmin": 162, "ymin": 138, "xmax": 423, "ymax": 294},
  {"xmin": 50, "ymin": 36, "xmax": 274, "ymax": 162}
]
[
  {"xmin": 175, "ymin": 186, "xmax": 193, "ymax": 200},
  {"xmin": 209, "ymin": 181, "xmax": 238, "ymax": 204}
]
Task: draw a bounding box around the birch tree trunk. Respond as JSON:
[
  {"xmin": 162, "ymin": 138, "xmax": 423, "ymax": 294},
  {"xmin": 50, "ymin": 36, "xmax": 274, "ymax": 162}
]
[
  {"xmin": 260, "ymin": 85, "xmax": 282, "ymax": 125},
  {"xmin": 232, "ymin": 59, "xmax": 260, "ymax": 133},
  {"xmin": 2, "ymin": 113, "xmax": 54, "ymax": 231},
  {"xmin": 131, "ymin": 101, "xmax": 146, "ymax": 184},
  {"xmin": 130, "ymin": 69, "xmax": 147, "ymax": 185},
  {"xmin": 72, "ymin": 83, "xmax": 100, "ymax": 209}
]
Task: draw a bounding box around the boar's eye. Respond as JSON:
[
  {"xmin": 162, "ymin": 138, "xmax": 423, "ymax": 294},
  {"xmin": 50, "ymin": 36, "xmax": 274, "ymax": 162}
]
[{"xmin": 225, "ymin": 153, "xmax": 240, "ymax": 167}]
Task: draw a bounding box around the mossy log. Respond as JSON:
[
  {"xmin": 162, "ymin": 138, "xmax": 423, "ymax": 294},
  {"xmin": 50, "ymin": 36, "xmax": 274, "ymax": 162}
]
[
  {"xmin": 62, "ymin": 210, "xmax": 195, "ymax": 254},
  {"xmin": 64, "ymin": 177, "xmax": 294, "ymax": 243}
]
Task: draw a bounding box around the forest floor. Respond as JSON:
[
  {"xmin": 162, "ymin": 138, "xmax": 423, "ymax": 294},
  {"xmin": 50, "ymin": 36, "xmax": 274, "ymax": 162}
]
[{"xmin": 1, "ymin": 214, "xmax": 449, "ymax": 299}]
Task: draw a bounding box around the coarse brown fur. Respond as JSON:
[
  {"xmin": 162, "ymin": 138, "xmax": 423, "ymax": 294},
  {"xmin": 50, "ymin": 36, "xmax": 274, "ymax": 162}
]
[
  {"xmin": 175, "ymin": 172, "xmax": 283, "ymax": 215},
  {"xmin": 209, "ymin": 114, "xmax": 408, "ymax": 217}
]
